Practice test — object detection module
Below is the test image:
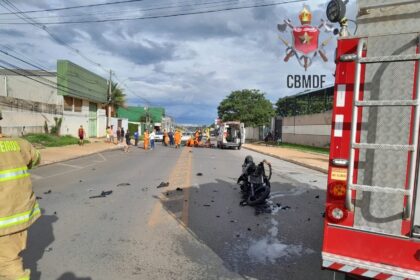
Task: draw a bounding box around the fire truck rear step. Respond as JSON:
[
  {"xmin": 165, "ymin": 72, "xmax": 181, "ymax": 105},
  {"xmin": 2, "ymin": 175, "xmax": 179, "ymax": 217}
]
[{"xmin": 346, "ymin": 34, "xmax": 420, "ymax": 236}]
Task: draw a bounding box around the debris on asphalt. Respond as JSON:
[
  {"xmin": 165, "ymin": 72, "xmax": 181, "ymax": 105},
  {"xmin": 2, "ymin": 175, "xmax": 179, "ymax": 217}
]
[
  {"xmin": 315, "ymin": 195, "xmax": 320, "ymax": 199},
  {"xmin": 36, "ymin": 196, "xmax": 42, "ymax": 200},
  {"xmin": 176, "ymin": 187, "xmax": 183, "ymax": 191},
  {"xmin": 141, "ymin": 187, "xmax": 148, "ymax": 192},
  {"xmin": 45, "ymin": 248, "xmax": 53, "ymax": 252},
  {"xmin": 310, "ymin": 180, "xmax": 318, "ymax": 183},
  {"xmin": 247, "ymin": 228, "xmax": 252, "ymax": 231},
  {"xmin": 89, "ymin": 190, "xmax": 113, "ymax": 199},
  {"xmin": 211, "ymin": 200, "xmax": 214, "ymax": 202},
  {"xmin": 54, "ymin": 211, "xmax": 57, "ymax": 215},
  {"xmin": 157, "ymin": 182, "xmax": 170, "ymax": 188},
  {"xmin": 44, "ymin": 190, "xmax": 52, "ymax": 195},
  {"xmin": 236, "ymin": 234, "xmax": 240, "ymax": 238},
  {"xmin": 321, "ymin": 212, "xmax": 326, "ymax": 218},
  {"xmin": 196, "ymin": 173, "xmax": 203, "ymax": 176},
  {"xmin": 307, "ymin": 218, "xmax": 311, "ymax": 221},
  {"xmin": 117, "ymin": 183, "xmax": 131, "ymax": 187},
  {"xmin": 230, "ymin": 220, "xmax": 237, "ymax": 223},
  {"xmin": 212, "ymin": 190, "xmax": 218, "ymax": 193},
  {"xmin": 239, "ymin": 200, "xmax": 248, "ymax": 206},
  {"xmin": 216, "ymin": 215, "xmax": 220, "ymax": 218},
  {"xmin": 203, "ymin": 204, "xmax": 211, "ymax": 207},
  {"xmin": 92, "ymin": 168, "xmax": 96, "ymax": 171},
  {"xmin": 79, "ymin": 180, "xmax": 83, "ymax": 183},
  {"xmin": 282, "ymin": 206, "xmax": 291, "ymax": 210}
]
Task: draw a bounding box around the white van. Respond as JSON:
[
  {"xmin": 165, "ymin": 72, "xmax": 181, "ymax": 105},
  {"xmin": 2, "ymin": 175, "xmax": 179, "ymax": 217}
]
[{"xmin": 217, "ymin": 121, "xmax": 245, "ymax": 149}]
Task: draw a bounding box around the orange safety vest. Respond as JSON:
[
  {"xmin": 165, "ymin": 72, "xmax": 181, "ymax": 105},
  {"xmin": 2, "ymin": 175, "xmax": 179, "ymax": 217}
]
[{"xmin": 0, "ymin": 138, "xmax": 41, "ymax": 236}]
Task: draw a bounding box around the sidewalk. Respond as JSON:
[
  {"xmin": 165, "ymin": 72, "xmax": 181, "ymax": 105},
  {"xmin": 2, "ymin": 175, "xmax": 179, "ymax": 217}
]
[
  {"xmin": 242, "ymin": 143, "xmax": 329, "ymax": 173},
  {"xmin": 39, "ymin": 139, "xmax": 121, "ymax": 166}
]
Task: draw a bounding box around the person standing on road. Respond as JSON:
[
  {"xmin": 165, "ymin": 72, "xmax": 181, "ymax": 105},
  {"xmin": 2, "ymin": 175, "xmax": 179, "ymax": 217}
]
[
  {"xmin": 78, "ymin": 125, "xmax": 86, "ymax": 146},
  {"xmin": 168, "ymin": 130, "xmax": 174, "ymax": 146},
  {"xmin": 116, "ymin": 127, "xmax": 121, "ymax": 143},
  {"xmin": 174, "ymin": 130, "xmax": 181, "ymax": 148},
  {"xmin": 110, "ymin": 125, "xmax": 115, "ymax": 144},
  {"xmin": 163, "ymin": 129, "xmax": 169, "ymax": 147},
  {"xmin": 124, "ymin": 130, "xmax": 131, "ymax": 153},
  {"xmin": 149, "ymin": 129, "xmax": 156, "ymax": 150},
  {"xmin": 143, "ymin": 129, "xmax": 149, "ymax": 150},
  {"xmin": 0, "ymin": 114, "xmax": 41, "ymax": 280},
  {"xmin": 133, "ymin": 130, "xmax": 139, "ymax": 147},
  {"xmin": 120, "ymin": 127, "xmax": 125, "ymax": 144}
]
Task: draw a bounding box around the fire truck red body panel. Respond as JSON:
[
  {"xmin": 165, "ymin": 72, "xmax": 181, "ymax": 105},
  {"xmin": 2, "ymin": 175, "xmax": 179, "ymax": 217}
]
[{"xmin": 322, "ymin": 35, "xmax": 420, "ymax": 279}]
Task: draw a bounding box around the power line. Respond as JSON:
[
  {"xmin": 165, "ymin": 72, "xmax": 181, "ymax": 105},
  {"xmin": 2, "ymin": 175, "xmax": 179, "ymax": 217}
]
[
  {"xmin": 0, "ymin": 0, "xmax": 146, "ymax": 15},
  {"xmin": 0, "ymin": 0, "xmax": 256, "ymax": 21},
  {"xmin": 0, "ymin": 0, "xmax": 306, "ymax": 25},
  {"xmin": 0, "ymin": 1, "xmax": 151, "ymax": 105},
  {"xmin": 0, "ymin": 48, "xmax": 107, "ymax": 97}
]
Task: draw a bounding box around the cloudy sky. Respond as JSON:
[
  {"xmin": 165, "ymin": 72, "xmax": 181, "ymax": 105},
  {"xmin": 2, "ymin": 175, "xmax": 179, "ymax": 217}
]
[{"xmin": 0, "ymin": 0, "xmax": 357, "ymax": 124}]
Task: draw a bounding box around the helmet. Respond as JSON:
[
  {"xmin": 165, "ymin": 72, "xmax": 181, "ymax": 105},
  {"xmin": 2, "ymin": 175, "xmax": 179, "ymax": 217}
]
[{"xmin": 244, "ymin": 155, "xmax": 254, "ymax": 164}]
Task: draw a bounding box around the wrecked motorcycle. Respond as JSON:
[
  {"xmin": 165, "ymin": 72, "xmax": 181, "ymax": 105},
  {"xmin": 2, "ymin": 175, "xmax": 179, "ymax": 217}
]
[{"xmin": 237, "ymin": 156, "xmax": 272, "ymax": 205}]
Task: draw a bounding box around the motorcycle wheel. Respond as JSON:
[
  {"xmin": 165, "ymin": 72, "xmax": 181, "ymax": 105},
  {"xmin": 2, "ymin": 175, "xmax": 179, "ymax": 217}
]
[{"xmin": 247, "ymin": 184, "xmax": 270, "ymax": 206}]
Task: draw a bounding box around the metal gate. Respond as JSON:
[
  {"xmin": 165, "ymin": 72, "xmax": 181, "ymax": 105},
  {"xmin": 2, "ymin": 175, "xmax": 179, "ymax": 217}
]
[
  {"xmin": 348, "ymin": 34, "xmax": 420, "ymax": 236},
  {"xmin": 88, "ymin": 102, "xmax": 97, "ymax": 138}
]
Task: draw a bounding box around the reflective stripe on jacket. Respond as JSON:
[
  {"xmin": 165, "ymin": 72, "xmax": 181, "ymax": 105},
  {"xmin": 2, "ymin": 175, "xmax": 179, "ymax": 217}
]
[{"xmin": 0, "ymin": 138, "xmax": 41, "ymax": 236}]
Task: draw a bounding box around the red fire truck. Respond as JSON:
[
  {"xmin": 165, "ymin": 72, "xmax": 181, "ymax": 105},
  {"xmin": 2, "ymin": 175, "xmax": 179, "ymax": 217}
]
[{"xmin": 322, "ymin": 0, "xmax": 420, "ymax": 279}]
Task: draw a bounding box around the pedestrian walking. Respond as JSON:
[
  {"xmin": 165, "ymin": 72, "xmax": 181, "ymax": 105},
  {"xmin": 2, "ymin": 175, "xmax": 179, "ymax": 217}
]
[
  {"xmin": 117, "ymin": 127, "xmax": 121, "ymax": 143},
  {"xmin": 163, "ymin": 129, "xmax": 169, "ymax": 146},
  {"xmin": 143, "ymin": 129, "xmax": 149, "ymax": 150},
  {"xmin": 149, "ymin": 129, "xmax": 156, "ymax": 150},
  {"xmin": 120, "ymin": 127, "xmax": 125, "ymax": 143},
  {"xmin": 168, "ymin": 130, "xmax": 174, "ymax": 146},
  {"xmin": 124, "ymin": 130, "xmax": 131, "ymax": 152},
  {"xmin": 78, "ymin": 125, "xmax": 86, "ymax": 146},
  {"xmin": 106, "ymin": 126, "xmax": 110, "ymax": 143},
  {"xmin": 0, "ymin": 114, "xmax": 41, "ymax": 280},
  {"xmin": 174, "ymin": 130, "xmax": 181, "ymax": 148},
  {"xmin": 134, "ymin": 131, "xmax": 139, "ymax": 147},
  {"xmin": 110, "ymin": 125, "xmax": 115, "ymax": 144}
]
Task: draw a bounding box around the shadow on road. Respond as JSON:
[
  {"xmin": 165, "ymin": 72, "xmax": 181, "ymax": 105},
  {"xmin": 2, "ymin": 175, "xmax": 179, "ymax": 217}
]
[
  {"xmin": 22, "ymin": 211, "xmax": 57, "ymax": 280},
  {"xmin": 158, "ymin": 178, "xmax": 337, "ymax": 280},
  {"xmin": 57, "ymin": 272, "xmax": 92, "ymax": 280}
]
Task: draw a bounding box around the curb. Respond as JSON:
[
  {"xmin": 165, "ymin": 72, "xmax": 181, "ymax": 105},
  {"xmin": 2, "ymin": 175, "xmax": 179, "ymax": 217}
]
[
  {"xmin": 242, "ymin": 146, "xmax": 328, "ymax": 174},
  {"xmin": 39, "ymin": 145, "xmax": 122, "ymax": 167}
]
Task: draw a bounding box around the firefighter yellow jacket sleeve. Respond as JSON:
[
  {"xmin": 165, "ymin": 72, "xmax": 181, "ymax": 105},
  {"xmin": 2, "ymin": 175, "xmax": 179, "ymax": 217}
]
[{"xmin": 0, "ymin": 138, "xmax": 41, "ymax": 237}]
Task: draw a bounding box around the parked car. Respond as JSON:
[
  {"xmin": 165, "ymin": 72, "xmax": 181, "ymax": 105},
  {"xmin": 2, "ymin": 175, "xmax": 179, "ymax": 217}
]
[
  {"xmin": 154, "ymin": 131, "xmax": 163, "ymax": 142},
  {"xmin": 181, "ymin": 132, "xmax": 193, "ymax": 143}
]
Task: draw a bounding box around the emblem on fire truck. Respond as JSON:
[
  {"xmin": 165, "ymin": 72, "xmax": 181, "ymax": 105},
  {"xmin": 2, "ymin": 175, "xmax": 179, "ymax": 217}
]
[{"xmin": 277, "ymin": 5, "xmax": 333, "ymax": 71}]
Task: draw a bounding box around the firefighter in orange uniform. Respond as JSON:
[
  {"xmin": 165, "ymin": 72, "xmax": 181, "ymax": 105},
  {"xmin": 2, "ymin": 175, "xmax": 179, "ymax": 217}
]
[
  {"xmin": 143, "ymin": 129, "xmax": 149, "ymax": 150},
  {"xmin": 174, "ymin": 130, "xmax": 181, "ymax": 148},
  {"xmin": 0, "ymin": 112, "xmax": 41, "ymax": 280}
]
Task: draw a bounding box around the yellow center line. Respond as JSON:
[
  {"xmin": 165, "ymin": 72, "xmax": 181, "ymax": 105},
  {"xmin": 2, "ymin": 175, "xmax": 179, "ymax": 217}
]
[{"xmin": 147, "ymin": 147, "xmax": 193, "ymax": 228}]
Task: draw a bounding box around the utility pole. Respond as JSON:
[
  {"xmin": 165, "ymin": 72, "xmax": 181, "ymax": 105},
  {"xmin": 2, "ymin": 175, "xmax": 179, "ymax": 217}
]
[{"xmin": 107, "ymin": 70, "xmax": 112, "ymax": 127}]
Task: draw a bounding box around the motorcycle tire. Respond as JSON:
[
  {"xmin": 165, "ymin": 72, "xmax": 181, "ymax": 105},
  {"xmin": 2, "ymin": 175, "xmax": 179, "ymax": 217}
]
[{"xmin": 247, "ymin": 184, "xmax": 271, "ymax": 206}]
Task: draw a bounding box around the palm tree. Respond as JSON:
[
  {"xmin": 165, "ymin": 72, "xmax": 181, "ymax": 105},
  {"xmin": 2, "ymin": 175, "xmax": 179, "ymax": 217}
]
[{"xmin": 110, "ymin": 82, "xmax": 126, "ymax": 116}]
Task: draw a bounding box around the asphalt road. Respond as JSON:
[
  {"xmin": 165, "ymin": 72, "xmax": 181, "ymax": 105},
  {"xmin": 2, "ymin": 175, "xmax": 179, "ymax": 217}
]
[{"xmin": 26, "ymin": 143, "xmax": 342, "ymax": 280}]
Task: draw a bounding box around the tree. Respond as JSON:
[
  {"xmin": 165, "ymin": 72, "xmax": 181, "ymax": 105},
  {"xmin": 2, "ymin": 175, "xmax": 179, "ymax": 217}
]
[
  {"xmin": 110, "ymin": 82, "xmax": 126, "ymax": 114},
  {"xmin": 217, "ymin": 89, "xmax": 275, "ymax": 127}
]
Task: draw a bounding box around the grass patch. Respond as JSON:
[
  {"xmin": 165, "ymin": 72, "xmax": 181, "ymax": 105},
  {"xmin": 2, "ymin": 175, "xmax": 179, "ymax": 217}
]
[
  {"xmin": 23, "ymin": 133, "xmax": 89, "ymax": 148},
  {"xmin": 277, "ymin": 142, "xmax": 329, "ymax": 154}
]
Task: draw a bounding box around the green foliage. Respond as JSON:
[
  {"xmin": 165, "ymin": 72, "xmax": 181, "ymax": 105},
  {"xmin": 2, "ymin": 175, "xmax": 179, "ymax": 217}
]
[
  {"xmin": 217, "ymin": 89, "xmax": 275, "ymax": 127},
  {"xmin": 277, "ymin": 142, "xmax": 329, "ymax": 154},
  {"xmin": 276, "ymin": 87, "xmax": 334, "ymax": 117},
  {"xmin": 110, "ymin": 82, "xmax": 126, "ymax": 112},
  {"xmin": 128, "ymin": 123, "xmax": 138, "ymax": 133},
  {"xmin": 23, "ymin": 133, "xmax": 88, "ymax": 148},
  {"xmin": 50, "ymin": 117, "xmax": 63, "ymax": 136}
]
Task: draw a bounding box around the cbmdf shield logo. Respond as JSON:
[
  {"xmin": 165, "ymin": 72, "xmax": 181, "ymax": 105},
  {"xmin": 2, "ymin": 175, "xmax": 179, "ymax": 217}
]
[{"xmin": 277, "ymin": 5, "xmax": 333, "ymax": 71}]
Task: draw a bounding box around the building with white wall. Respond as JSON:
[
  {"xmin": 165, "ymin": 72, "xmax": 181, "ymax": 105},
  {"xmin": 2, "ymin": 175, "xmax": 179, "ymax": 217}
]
[{"xmin": 0, "ymin": 60, "xmax": 108, "ymax": 138}]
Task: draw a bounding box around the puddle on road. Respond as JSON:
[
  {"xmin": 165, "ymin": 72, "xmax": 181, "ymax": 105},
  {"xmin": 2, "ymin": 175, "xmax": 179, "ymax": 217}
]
[{"xmin": 247, "ymin": 218, "xmax": 314, "ymax": 264}]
